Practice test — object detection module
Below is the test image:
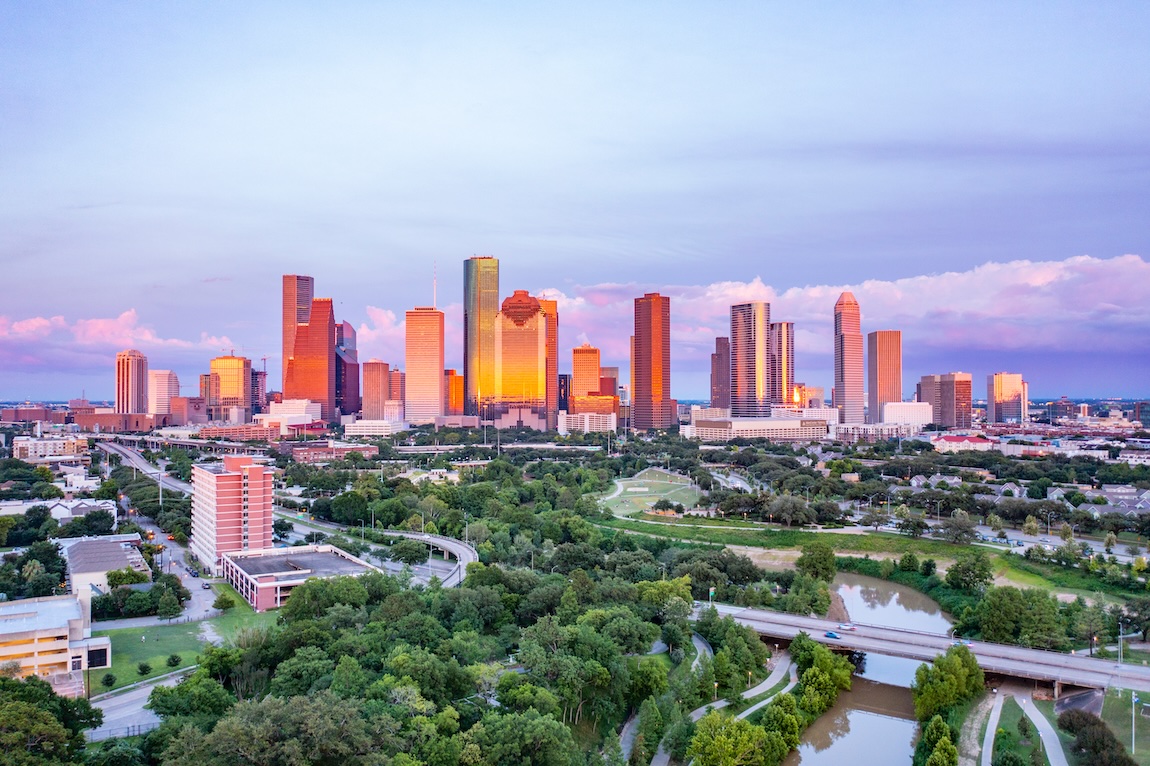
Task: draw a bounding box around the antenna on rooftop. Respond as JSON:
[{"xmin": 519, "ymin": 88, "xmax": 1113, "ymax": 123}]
[{"xmin": 433, "ymin": 260, "xmax": 438, "ymax": 309}]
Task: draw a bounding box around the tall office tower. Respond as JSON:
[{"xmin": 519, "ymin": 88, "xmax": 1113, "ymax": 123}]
[
  {"xmin": 210, "ymin": 355, "xmax": 253, "ymax": 421},
  {"xmin": 730, "ymin": 302, "xmax": 772, "ymax": 417},
  {"xmin": 335, "ymin": 321, "xmax": 360, "ymax": 416},
  {"xmin": 389, "ymin": 369, "xmax": 405, "ymax": 403},
  {"xmin": 190, "ymin": 455, "xmax": 274, "ymax": 576},
  {"xmin": 558, "ymin": 374, "xmax": 571, "ymax": 412},
  {"xmin": 463, "ymin": 256, "xmax": 499, "ymax": 417},
  {"xmin": 1135, "ymin": 402, "xmax": 1150, "ymax": 425},
  {"xmin": 793, "ymin": 383, "xmax": 824, "ymax": 408},
  {"xmin": 250, "ymin": 370, "xmax": 267, "ymax": 415},
  {"xmin": 284, "ymin": 298, "xmax": 336, "ymax": 420},
  {"xmin": 405, "ymin": 307, "xmax": 445, "ymax": 425},
  {"xmin": 866, "ymin": 330, "xmax": 902, "ymax": 423},
  {"xmin": 600, "ymin": 366, "xmax": 619, "ymax": 397},
  {"xmin": 710, "ymin": 337, "xmax": 731, "ymax": 409},
  {"xmin": 833, "ymin": 292, "xmax": 864, "ymax": 423},
  {"xmin": 633, "ymin": 293, "xmax": 673, "ymax": 430},
  {"xmin": 147, "ymin": 370, "xmax": 180, "ymax": 415},
  {"xmin": 361, "ymin": 360, "xmax": 391, "ymax": 420},
  {"xmin": 537, "ymin": 297, "xmax": 559, "ymax": 430},
  {"xmin": 917, "ymin": 373, "xmax": 973, "ymax": 429},
  {"xmin": 115, "ymin": 349, "xmax": 148, "ymax": 414},
  {"xmin": 572, "ymin": 343, "xmax": 602, "ymax": 397},
  {"xmin": 443, "ymin": 370, "xmax": 464, "ymax": 415},
  {"xmin": 493, "ymin": 290, "xmax": 548, "ymax": 429},
  {"xmin": 282, "ymin": 275, "xmax": 315, "ymax": 391},
  {"xmin": 987, "ymin": 372, "xmax": 1029, "ymax": 423},
  {"xmin": 770, "ymin": 322, "xmax": 795, "ymax": 406}
]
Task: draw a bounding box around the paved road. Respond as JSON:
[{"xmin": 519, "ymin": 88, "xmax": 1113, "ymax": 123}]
[
  {"xmin": 100, "ymin": 442, "xmax": 193, "ymax": 495},
  {"xmin": 710, "ymin": 605, "xmax": 1150, "ymax": 693},
  {"xmin": 980, "ymin": 693, "xmax": 1006, "ymax": 766},
  {"xmin": 88, "ymin": 673, "xmax": 180, "ymax": 741},
  {"xmin": 691, "ymin": 633, "xmax": 713, "ymax": 673}
]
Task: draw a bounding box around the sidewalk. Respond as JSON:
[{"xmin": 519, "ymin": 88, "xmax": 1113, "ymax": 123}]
[
  {"xmin": 1019, "ymin": 694, "xmax": 1069, "ymax": 766},
  {"xmin": 980, "ymin": 693, "xmax": 1006, "ymax": 766}
]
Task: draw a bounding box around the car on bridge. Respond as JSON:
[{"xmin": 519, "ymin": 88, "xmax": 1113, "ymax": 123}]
[
  {"xmin": 837, "ymin": 623, "xmax": 857, "ymax": 631},
  {"xmin": 824, "ymin": 631, "xmax": 841, "ymax": 639}
]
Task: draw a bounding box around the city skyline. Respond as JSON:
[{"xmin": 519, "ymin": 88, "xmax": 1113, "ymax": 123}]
[{"xmin": 2, "ymin": 5, "xmax": 1149, "ymax": 399}]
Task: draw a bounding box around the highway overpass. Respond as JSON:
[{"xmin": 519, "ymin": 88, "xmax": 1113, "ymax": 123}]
[{"xmin": 716, "ymin": 604, "xmax": 1150, "ymax": 695}]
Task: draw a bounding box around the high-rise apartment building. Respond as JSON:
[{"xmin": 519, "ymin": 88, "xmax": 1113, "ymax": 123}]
[
  {"xmin": 493, "ymin": 290, "xmax": 548, "ymax": 429},
  {"xmin": 769, "ymin": 322, "xmax": 795, "ymax": 406},
  {"xmin": 572, "ymin": 343, "xmax": 601, "ymax": 397},
  {"xmin": 463, "ymin": 256, "xmax": 499, "ymax": 417},
  {"xmin": 389, "ymin": 369, "xmax": 405, "ymax": 404},
  {"xmin": 600, "ymin": 367, "xmax": 620, "ymax": 397},
  {"xmin": 917, "ymin": 372, "xmax": 973, "ymax": 429},
  {"xmin": 710, "ymin": 337, "xmax": 731, "ymax": 409},
  {"xmin": 404, "ymin": 307, "xmax": 444, "ymax": 425},
  {"xmin": 833, "ymin": 292, "xmax": 864, "ymax": 423},
  {"xmin": 538, "ymin": 297, "xmax": 559, "ymax": 430},
  {"xmin": 987, "ymin": 372, "xmax": 1029, "ymax": 423},
  {"xmin": 282, "ymin": 275, "xmax": 315, "ymax": 391},
  {"xmin": 558, "ymin": 374, "xmax": 571, "ymax": 412},
  {"xmin": 362, "ymin": 360, "xmax": 391, "ymax": 420},
  {"xmin": 209, "ymin": 355, "xmax": 253, "ymax": 421},
  {"xmin": 284, "ymin": 298, "xmax": 336, "ymax": 420},
  {"xmin": 335, "ymin": 321, "xmax": 360, "ymax": 416},
  {"xmin": 115, "ymin": 349, "xmax": 148, "ymax": 415},
  {"xmin": 250, "ymin": 370, "xmax": 267, "ymax": 415},
  {"xmin": 190, "ymin": 455, "xmax": 274, "ymax": 576},
  {"xmin": 730, "ymin": 302, "xmax": 772, "ymax": 418},
  {"xmin": 867, "ymin": 330, "xmax": 902, "ymax": 423},
  {"xmin": 632, "ymin": 293, "xmax": 674, "ymax": 430},
  {"xmin": 147, "ymin": 370, "xmax": 180, "ymax": 415}
]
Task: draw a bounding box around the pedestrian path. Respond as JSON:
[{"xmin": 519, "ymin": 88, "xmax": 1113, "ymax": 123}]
[
  {"xmin": 1018, "ymin": 694, "xmax": 1069, "ymax": 766},
  {"xmin": 979, "ymin": 693, "xmax": 1006, "ymax": 766}
]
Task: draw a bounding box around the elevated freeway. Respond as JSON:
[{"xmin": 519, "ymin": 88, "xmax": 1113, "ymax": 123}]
[{"xmin": 714, "ymin": 604, "xmax": 1150, "ymax": 695}]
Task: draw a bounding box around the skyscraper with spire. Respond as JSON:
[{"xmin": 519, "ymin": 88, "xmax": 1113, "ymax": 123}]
[
  {"xmin": 463, "ymin": 257, "xmax": 499, "ymax": 417},
  {"xmin": 833, "ymin": 292, "xmax": 864, "ymax": 423}
]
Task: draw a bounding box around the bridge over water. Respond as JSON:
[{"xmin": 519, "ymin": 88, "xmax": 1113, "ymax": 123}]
[{"xmin": 710, "ymin": 604, "xmax": 1150, "ymax": 696}]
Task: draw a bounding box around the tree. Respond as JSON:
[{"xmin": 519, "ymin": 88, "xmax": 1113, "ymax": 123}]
[
  {"xmin": 687, "ymin": 710, "xmax": 772, "ymax": 766},
  {"xmin": 898, "ymin": 516, "xmax": 929, "ymax": 538},
  {"xmin": 795, "ymin": 541, "xmax": 836, "ymax": 582},
  {"xmin": 1059, "ymin": 522, "xmax": 1074, "ymax": 542},
  {"xmin": 272, "ymin": 518, "xmax": 294, "ymax": 540},
  {"xmin": 768, "ymin": 495, "xmax": 814, "ymax": 527},
  {"xmin": 101, "ymin": 673, "xmax": 116, "ymax": 689},
  {"xmin": 860, "ymin": 508, "xmax": 891, "ymax": 531},
  {"xmin": 1105, "ymin": 531, "xmax": 1118, "ymax": 553},
  {"xmin": 987, "ymin": 514, "xmax": 1004, "ymax": 533},
  {"xmin": 212, "ymin": 593, "xmax": 236, "ymax": 611},
  {"xmin": 167, "ymin": 654, "xmax": 183, "ymax": 668},
  {"xmin": 944, "ymin": 551, "xmax": 992, "ymax": 593},
  {"xmin": 1022, "ymin": 515, "xmax": 1040, "ymax": 536},
  {"xmin": 157, "ymin": 589, "xmax": 182, "ymax": 620},
  {"xmin": 925, "ymin": 736, "xmax": 958, "ymax": 766},
  {"xmin": 921, "ymin": 715, "xmax": 950, "ymax": 754},
  {"xmin": 107, "ymin": 567, "xmax": 150, "ymax": 588},
  {"xmin": 148, "ymin": 671, "xmax": 236, "ymax": 719},
  {"xmin": 940, "ymin": 510, "xmax": 978, "ymax": 545},
  {"xmin": 138, "ymin": 662, "xmax": 153, "ymax": 675},
  {"xmin": 389, "ymin": 538, "xmax": 430, "ymax": 566}
]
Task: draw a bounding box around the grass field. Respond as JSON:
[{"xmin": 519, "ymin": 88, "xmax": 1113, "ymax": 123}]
[
  {"xmin": 993, "ymin": 697, "xmax": 1050, "ymax": 766},
  {"xmin": 91, "ymin": 622, "xmax": 204, "ymax": 691},
  {"xmin": 206, "ymin": 582, "xmax": 279, "ymax": 639},
  {"xmin": 1101, "ymin": 688, "xmax": 1150, "ymax": 765},
  {"xmin": 604, "ymin": 469, "xmax": 704, "ymax": 516}
]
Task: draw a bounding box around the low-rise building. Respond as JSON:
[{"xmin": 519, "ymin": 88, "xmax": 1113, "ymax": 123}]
[
  {"xmin": 58, "ymin": 535, "xmax": 149, "ymax": 618},
  {"xmin": 558, "ymin": 411, "xmax": 617, "ymax": 434},
  {"xmin": 12, "ymin": 436, "xmax": 90, "ymax": 465},
  {"xmin": 344, "ymin": 419, "xmax": 406, "ymax": 437},
  {"xmin": 291, "ymin": 441, "xmax": 377, "ymax": 464},
  {"xmin": 682, "ymin": 417, "xmax": 828, "ymax": 442},
  {"xmin": 0, "ymin": 595, "xmax": 111, "ymax": 698},
  {"xmin": 222, "ymin": 544, "xmax": 383, "ymax": 612}
]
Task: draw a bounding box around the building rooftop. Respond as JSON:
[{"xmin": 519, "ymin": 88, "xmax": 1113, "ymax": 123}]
[
  {"xmin": 0, "ymin": 595, "xmax": 82, "ymax": 634},
  {"xmin": 62, "ymin": 538, "xmax": 147, "ymax": 576},
  {"xmin": 228, "ymin": 547, "xmax": 374, "ymax": 582}
]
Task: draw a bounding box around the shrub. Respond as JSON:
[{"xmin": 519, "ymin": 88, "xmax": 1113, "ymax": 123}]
[
  {"xmin": 100, "ymin": 673, "xmax": 116, "ymax": 688},
  {"xmin": 166, "ymin": 654, "xmax": 182, "ymax": 667},
  {"xmin": 212, "ymin": 593, "xmax": 236, "ymax": 611},
  {"xmin": 137, "ymin": 661, "xmax": 152, "ymax": 675}
]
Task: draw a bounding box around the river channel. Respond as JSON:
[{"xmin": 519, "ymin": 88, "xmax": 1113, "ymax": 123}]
[{"xmin": 782, "ymin": 572, "xmax": 953, "ymax": 765}]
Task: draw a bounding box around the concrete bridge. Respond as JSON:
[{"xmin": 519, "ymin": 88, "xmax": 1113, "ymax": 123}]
[{"xmin": 711, "ymin": 604, "xmax": 1150, "ymax": 696}]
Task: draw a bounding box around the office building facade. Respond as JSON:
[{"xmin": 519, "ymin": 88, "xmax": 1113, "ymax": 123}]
[
  {"xmin": 362, "ymin": 360, "xmax": 391, "ymax": 420},
  {"xmin": 282, "ymin": 274, "xmax": 315, "ymax": 391},
  {"xmin": 335, "ymin": 321, "xmax": 360, "ymax": 416},
  {"xmin": 493, "ymin": 290, "xmax": 548, "ymax": 429},
  {"xmin": 730, "ymin": 302, "xmax": 772, "ymax": 417},
  {"xmin": 572, "ymin": 343, "xmax": 601, "ymax": 397},
  {"xmin": 632, "ymin": 293, "xmax": 674, "ymax": 430},
  {"xmin": 770, "ymin": 321, "xmax": 795, "ymax": 406},
  {"xmin": 917, "ymin": 372, "xmax": 973, "ymax": 429},
  {"xmin": 833, "ymin": 292, "xmax": 864, "ymax": 423},
  {"xmin": 867, "ymin": 330, "xmax": 902, "ymax": 423},
  {"xmin": 710, "ymin": 337, "xmax": 731, "ymax": 409},
  {"xmin": 404, "ymin": 307, "xmax": 445, "ymax": 425},
  {"xmin": 987, "ymin": 372, "xmax": 1029, "ymax": 423},
  {"xmin": 115, "ymin": 349, "xmax": 148, "ymax": 415},
  {"xmin": 463, "ymin": 256, "xmax": 499, "ymax": 416},
  {"xmin": 147, "ymin": 370, "xmax": 180, "ymax": 416},
  {"xmin": 284, "ymin": 298, "xmax": 336, "ymax": 420}
]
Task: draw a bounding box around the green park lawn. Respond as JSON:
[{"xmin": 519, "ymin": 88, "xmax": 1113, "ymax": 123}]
[
  {"xmin": 1100, "ymin": 688, "xmax": 1150, "ymax": 765},
  {"xmin": 993, "ymin": 697, "xmax": 1050, "ymax": 766},
  {"xmin": 91, "ymin": 622, "xmax": 203, "ymax": 692}
]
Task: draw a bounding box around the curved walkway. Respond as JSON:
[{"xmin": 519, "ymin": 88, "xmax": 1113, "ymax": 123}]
[
  {"xmin": 978, "ymin": 689, "xmax": 1068, "ymax": 766},
  {"xmin": 691, "ymin": 633, "xmax": 714, "ymax": 672},
  {"xmin": 651, "ymin": 653, "xmax": 794, "ymax": 766}
]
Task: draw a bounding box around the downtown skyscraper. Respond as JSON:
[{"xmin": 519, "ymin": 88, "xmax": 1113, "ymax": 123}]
[
  {"xmin": 572, "ymin": 343, "xmax": 601, "ymax": 397},
  {"xmin": 769, "ymin": 321, "xmax": 794, "ymax": 406},
  {"xmin": 281, "ymin": 275, "xmax": 314, "ymax": 391},
  {"xmin": 987, "ymin": 372, "xmax": 1029, "ymax": 423},
  {"xmin": 833, "ymin": 292, "xmax": 864, "ymax": 423},
  {"xmin": 632, "ymin": 293, "xmax": 674, "ymax": 430},
  {"xmin": 115, "ymin": 349, "xmax": 148, "ymax": 414},
  {"xmin": 404, "ymin": 306, "xmax": 444, "ymax": 425},
  {"xmin": 284, "ymin": 297, "xmax": 336, "ymax": 420},
  {"xmin": 493, "ymin": 290, "xmax": 549, "ymax": 430},
  {"xmin": 917, "ymin": 372, "xmax": 973, "ymax": 429},
  {"xmin": 463, "ymin": 256, "xmax": 499, "ymax": 417},
  {"xmin": 710, "ymin": 337, "xmax": 730, "ymax": 409},
  {"xmin": 730, "ymin": 302, "xmax": 772, "ymax": 417},
  {"xmin": 867, "ymin": 330, "xmax": 902, "ymax": 423}
]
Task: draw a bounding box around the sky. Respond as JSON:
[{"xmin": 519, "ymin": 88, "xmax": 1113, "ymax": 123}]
[{"xmin": 2, "ymin": 2, "xmax": 1149, "ymax": 401}]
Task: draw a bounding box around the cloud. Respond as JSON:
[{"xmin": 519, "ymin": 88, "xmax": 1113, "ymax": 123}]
[{"xmin": 537, "ymin": 254, "xmax": 1150, "ymax": 373}]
